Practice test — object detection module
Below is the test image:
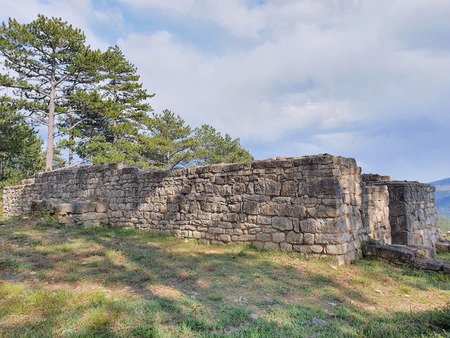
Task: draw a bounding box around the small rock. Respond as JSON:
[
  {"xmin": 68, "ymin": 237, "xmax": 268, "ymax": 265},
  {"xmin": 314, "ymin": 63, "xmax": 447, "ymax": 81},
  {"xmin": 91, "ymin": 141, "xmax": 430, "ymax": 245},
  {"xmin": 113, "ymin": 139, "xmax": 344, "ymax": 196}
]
[
  {"xmin": 234, "ymin": 296, "xmax": 248, "ymax": 303},
  {"xmin": 250, "ymin": 313, "xmax": 259, "ymax": 320},
  {"xmin": 327, "ymin": 302, "xmax": 337, "ymax": 307},
  {"xmin": 29, "ymin": 271, "xmax": 37, "ymax": 275},
  {"xmin": 329, "ymin": 265, "xmax": 338, "ymax": 270},
  {"xmin": 374, "ymin": 289, "xmax": 382, "ymax": 294},
  {"xmin": 312, "ymin": 318, "xmax": 327, "ymax": 326}
]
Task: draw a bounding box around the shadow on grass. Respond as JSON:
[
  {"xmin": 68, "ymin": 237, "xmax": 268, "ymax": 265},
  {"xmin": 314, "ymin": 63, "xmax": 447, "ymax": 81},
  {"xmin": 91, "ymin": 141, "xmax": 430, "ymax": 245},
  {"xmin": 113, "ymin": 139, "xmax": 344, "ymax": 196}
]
[{"xmin": 0, "ymin": 218, "xmax": 449, "ymax": 337}]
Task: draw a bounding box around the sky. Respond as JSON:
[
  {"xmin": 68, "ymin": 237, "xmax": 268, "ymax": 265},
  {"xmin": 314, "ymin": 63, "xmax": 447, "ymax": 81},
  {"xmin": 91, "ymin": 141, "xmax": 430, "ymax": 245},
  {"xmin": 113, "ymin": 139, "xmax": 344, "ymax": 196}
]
[{"xmin": 1, "ymin": 0, "xmax": 449, "ymax": 182}]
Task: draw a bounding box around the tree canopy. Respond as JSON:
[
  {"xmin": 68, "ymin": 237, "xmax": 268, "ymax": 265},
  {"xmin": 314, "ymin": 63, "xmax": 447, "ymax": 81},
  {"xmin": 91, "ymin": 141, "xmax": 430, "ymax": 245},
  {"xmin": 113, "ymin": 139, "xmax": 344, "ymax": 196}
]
[
  {"xmin": 0, "ymin": 14, "xmax": 98, "ymax": 171},
  {"xmin": 0, "ymin": 14, "xmax": 253, "ymax": 181},
  {"xmin": 0, "ymin": 103, "xmax": 44, "ymax": 186}
]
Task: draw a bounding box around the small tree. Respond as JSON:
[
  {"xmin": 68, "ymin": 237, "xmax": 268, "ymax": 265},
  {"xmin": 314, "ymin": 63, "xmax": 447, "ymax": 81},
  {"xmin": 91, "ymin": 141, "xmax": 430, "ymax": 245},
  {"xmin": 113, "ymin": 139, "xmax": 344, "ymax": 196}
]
[
  {"xmin": 0, "ymin": 15, "xmax": 98, "ymax": 170},
  {"xmin": 194, "ymin": 124, "xmax": 253, "ymax": 165},
  {"xmin": 0, "ymin": 102, "xmax": 44, "ymax": 185},
  {"xmin": 139, "ymin": 110, "xmax": 197, "ymax": 169}
]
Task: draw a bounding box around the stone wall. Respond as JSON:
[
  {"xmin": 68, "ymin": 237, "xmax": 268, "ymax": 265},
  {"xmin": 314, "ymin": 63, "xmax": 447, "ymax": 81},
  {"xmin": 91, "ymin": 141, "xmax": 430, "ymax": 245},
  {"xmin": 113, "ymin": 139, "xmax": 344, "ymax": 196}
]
[
  {"xmin": 361, "ymin": 175, "xmax": 439, "ymax": 249},
  {"xmin": 2, "ymin": 154, "xmax": 438, "ymax": 264},
  {"xmin": 362, "ymin": 185, "xmax": 391, "ymax": 244},
  {"xmin": 3, "ymin": 155, "xmax": 366, "ymax": 263},
  {"xmin": 388, "ymin": 182, "xmax": 439, "ymax": 248},
  {"xmin": 3, "ymin": 178, "xmax": 36, "ymax": 218}
]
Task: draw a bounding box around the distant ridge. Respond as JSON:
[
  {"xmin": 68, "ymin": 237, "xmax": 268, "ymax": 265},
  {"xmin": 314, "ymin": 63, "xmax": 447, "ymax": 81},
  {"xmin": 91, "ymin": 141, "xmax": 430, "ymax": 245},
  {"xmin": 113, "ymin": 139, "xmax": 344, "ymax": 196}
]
[{"xmin": 429, "ymin": 178, "xmax": 450, "ymax": 218}]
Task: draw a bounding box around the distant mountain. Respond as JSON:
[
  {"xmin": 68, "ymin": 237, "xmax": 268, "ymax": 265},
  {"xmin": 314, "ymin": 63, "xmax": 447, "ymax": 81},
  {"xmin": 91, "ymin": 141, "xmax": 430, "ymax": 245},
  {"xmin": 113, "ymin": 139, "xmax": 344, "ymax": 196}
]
[{"xmin": 429, "ymin": 178, "xmax": 450, "ymax": 218}]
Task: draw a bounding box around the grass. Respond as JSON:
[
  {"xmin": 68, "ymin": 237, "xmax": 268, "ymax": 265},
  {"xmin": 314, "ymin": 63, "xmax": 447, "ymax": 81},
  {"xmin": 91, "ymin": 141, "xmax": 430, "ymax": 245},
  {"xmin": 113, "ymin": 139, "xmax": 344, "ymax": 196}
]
[
  {"xmin": 439, "ymin": 216, "xmax": 450, "ymax": 237},
  {"xmin": 0, "ymin": 215, "xmax": 449, "ymax": 337}
]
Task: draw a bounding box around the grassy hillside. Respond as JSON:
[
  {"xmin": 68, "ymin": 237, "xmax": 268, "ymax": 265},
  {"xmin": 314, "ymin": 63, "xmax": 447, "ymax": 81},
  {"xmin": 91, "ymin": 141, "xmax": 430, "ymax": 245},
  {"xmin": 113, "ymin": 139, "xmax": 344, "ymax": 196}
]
[{"xmin": 0, "ymin": 216, "xmax": 449, "ymax": 337}]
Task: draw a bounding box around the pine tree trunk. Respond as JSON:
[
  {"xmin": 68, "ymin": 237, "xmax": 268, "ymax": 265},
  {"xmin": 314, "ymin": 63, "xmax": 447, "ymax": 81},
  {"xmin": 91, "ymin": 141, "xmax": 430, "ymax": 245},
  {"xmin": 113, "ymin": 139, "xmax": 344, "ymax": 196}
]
[
  {"xmin": 68, "ymin": 111, "xmax": 74, "ymax": 167},
  {"xmin": 69, "ymin": 135, "xmax": 74, "ymax": 167},
  {"xmin": 45, "ymin": 78, "xmax": 56, "ymax": 171}
]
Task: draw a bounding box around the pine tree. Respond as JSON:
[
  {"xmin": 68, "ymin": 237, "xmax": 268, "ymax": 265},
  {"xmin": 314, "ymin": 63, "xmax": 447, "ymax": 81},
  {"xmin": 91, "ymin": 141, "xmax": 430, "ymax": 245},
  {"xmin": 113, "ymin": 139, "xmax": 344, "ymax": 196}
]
[
  {"xmin": 63, "ymin": 45, "xmax": 154, "ymax": 165},
  {"xmin": 194, "ymin": 124, "xmax": 253, "ymax": 165},
  {"xmin": 139, "ymin": 110, "xmax": 197, "ymax": 169},
  {"xmin": 0, "ymin": 15, "xmax": 99, "ymax": 170}
]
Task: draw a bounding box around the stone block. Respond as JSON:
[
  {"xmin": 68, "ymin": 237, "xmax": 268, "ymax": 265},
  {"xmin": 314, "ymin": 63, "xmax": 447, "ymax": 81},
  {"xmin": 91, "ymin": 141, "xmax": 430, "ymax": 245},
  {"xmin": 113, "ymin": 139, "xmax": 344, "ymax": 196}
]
[
  {"xmin": 303, "ymin": 233, "xmax": 315, "ymax": 245},
  {"xmin": 278, "ymin": 205, "xmax": 307, "ymax": 218},
  {"xmin": 56, "ymin": 203, "xmax": 73, "ymax": 215},
  {"xmin": 413, "ymin": 259, "xmax": 443, "ymax": 271},
  {"xmin": 232, "ymin": 234, "xmax": 255, "ymax": 241},
  {"xmin": 281, "ymin": 181, "xmax": 297, "ymax": 196},
  {"xmin": 315, "ymin": 233, "xmax": 351, "ymax": 245},
  {"xmin": 272, "ymin": 217, "xmax": 293, "ymax": 231},
  {"xmin": 265, "ymin": 181, "xmax": 281, "ymax": 196},
  {"xmin": 292, "ymin": 244, "xmax": 323, "ymax": 254},
  {"xmin": 264, "ymin": 242, "xmax": 279, "ymax": 250},
  {"xmin": 243, "ymin": 201, "xmax": 260, "ymax": 214},
  {"xmin": 218, "ymin": 234, "xmax": 232, "ymax": 242},
  {"xmin": 286, "ymin": 231, "xmax": 303, "ymax": 244},
  {"xmin": 377, "ymin": 245, "xmax": 416, "ymax": 262},
  {"xmin": 272, "ymin": 232, "xmax": 286, "ymax": 243},
  {"xmin": 257, "ymin": 215, "xmax": 272, "ymax": 225},
  {"xmin": 316, "ymin": 205, "xmax": 338, "ymax": 218},
  {"xmin": 442, "ymin": 263, "xmax": 450, "ymax": 274},
  {"xmin": 256, "ymin": 233, "xmax": 271, "ymax": 242},
  {"xmin": 280, "ymin": 242, "xmax": 293, "ymax": 251},
  {"xmin": 311, "ymin": 245, "xmax": 324, "ymax": 253},
  {"xmin": 436, "ymin": 240, "xmax": 450, "ymax": 253},
  {"xmin": 326, "ymin": 244, "xmax": 347, "ymax": 255},
  {"xmin": 209, "ymin": 227, "xmax": 225, "ymax": 234},
  {"xmin": 253, "ymin": 241, "xmax": 264, "ymax": 250},
  {"xmin": 260, "ymin": 202, "xmax": 279, "ymax": 216},
  {"xmin": 95, "ymin": 202, "xmax": 108, "ymax": 213}
]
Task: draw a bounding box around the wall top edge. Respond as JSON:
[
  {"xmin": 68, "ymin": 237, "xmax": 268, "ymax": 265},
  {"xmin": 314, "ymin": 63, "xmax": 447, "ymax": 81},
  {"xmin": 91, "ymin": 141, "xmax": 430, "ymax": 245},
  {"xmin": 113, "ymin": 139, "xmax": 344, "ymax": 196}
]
[{"xmin": 30, "ymin": 153, "xmax": 357, "ymax": 178}]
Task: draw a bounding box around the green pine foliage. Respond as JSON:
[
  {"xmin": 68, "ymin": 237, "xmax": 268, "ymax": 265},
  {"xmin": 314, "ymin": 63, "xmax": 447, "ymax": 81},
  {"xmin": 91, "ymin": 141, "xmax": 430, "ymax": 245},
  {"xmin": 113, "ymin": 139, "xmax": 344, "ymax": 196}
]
[
  {"xmin": 138, "ymin": 111, "xmax": 254, "ymax": 170},
  {"xmin": 139, "ymin": 110, "xmax": 197, "ymax": 169},
  {"xmin": 0, "ymin": 104, "xmax": 44, "ymax": 187},
  {"xmin": 0, "ymin": 15, "xmax": 99, "ymax": 171},
  {"xmin": 58, "ymin": 45, "xmax": 154, "ymax": 166},
  {"xmin": 194, "ymin": 124, "xmax": 254, "ymax": 165},
  {"xmin": 1, "ymin": 15, "xmax": 254, "ymax": 173}
]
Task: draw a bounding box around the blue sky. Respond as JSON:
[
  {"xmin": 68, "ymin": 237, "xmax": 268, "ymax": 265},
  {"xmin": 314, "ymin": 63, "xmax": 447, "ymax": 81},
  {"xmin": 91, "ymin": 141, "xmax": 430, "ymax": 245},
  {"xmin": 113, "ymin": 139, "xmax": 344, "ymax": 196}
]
[{"xmin": 2, "ymin": 0, "xmax": 450, "ymax": 182}]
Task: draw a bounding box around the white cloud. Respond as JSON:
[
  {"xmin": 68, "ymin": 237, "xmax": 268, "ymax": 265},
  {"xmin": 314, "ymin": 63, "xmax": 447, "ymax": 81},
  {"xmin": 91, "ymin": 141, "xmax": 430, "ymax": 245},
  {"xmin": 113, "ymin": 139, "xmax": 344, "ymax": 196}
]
[{"xmin": 1, "ymin": 0, "xmax": 450, "ymax": 181}]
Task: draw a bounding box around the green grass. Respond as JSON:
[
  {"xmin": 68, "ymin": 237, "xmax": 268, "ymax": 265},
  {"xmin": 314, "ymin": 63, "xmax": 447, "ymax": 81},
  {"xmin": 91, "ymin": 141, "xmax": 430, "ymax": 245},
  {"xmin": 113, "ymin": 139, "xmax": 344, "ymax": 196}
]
[
  {"xmin": 0, "ymin": 215, "xmax": 449, "ymax": 337},
  {"xmin": 439, "ymin": 216, "xmax": 450, "ymax": 236}
]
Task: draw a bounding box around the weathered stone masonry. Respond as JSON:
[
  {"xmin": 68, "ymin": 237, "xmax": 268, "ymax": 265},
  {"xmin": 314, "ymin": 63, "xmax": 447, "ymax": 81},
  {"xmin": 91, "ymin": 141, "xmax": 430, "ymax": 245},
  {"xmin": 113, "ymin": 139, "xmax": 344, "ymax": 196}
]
[{"xmin": 2, "ymin": 154, "xmax": 439, "ymax": 264}]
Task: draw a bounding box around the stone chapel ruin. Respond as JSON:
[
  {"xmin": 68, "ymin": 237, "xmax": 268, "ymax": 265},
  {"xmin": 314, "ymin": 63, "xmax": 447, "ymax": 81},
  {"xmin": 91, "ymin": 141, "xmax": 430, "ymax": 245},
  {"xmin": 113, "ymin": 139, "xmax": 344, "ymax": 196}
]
[{"xmin": 3, "ymin": 154, "xmax": 439, "ymax": 264}]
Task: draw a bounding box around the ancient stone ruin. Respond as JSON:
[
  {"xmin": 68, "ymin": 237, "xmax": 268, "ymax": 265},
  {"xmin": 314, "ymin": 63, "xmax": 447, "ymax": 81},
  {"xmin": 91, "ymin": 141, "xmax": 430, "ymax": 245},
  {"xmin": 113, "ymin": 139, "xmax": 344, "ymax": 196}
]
[{"xmin": 2, "ymin": 154, "xmax": 440, "ymax": 265}]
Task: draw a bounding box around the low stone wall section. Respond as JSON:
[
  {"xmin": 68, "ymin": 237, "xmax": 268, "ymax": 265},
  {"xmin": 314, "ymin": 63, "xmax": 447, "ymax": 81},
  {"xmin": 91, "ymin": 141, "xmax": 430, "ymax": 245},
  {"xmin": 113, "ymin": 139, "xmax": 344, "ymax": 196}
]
[
  {"xmin": 363, "ymin": 242, "xmax": 449, "ymax": 274},
  {"xmin": 3, "ymin": 155, "xmax": 366, "ymax": 263},
  {"xmin": 386, "ymin": 182, "xmax": 438, "ymax": 248},
  {"xmin": 361, "ymin": 174, "xmax": 439, "ymax": 249},
  {"xmin": 436, "ymin": 239, "xmax": 450, "ymax": 253}
]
